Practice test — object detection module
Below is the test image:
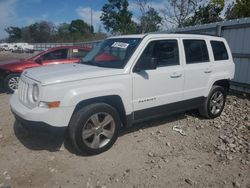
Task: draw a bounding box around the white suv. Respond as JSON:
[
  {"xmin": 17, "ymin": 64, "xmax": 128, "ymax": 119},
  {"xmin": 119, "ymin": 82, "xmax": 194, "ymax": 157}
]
[{"xmin": 10, "ymin": 34, "xmax": 235, "ymax": 154}]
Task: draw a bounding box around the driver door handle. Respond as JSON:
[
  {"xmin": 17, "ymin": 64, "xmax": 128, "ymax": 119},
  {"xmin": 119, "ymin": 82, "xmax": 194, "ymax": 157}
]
[{"xmin": 170, "ymin": 73, "xmax": 182, "ymax": 78}]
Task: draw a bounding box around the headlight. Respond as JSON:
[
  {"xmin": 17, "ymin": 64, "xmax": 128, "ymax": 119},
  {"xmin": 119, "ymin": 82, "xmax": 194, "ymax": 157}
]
[{"xmin": 32, "ymin": 84, "xmax": 39, "ymax": 102}]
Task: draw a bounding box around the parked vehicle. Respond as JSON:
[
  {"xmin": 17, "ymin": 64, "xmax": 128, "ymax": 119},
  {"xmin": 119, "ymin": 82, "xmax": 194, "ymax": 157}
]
[
  {"xmin": 0, "ymin": 46, "xmax": 91, "ymax": 93},
  {"xmin": 10, "ymin": 34, "xmax": 235, "ymax": 155},
  {"xmin": 0, "ymin": 43, "xmax": 8, "ymax": 51},
  {"xmin": 0, "ymin": 43, "xmax": 13, "ymax": 51},
  {"xmin": 11, "ymin": 43, "xmax": 34, "ymax": 53}
]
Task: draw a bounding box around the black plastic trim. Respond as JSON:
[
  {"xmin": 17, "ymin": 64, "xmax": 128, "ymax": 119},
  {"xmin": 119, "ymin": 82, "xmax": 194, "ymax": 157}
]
[
  {"xmin": 133, "ymin": 97, "xmax": 205, "ymax": 122},
  {"xmin": 12, "ymin": 110, "xmax": 66, "ymax": 134}
]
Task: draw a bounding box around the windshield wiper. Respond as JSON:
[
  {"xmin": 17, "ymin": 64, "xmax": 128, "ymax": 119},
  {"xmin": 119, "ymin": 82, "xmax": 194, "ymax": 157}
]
[{"xmin": 81, "ymin": 60, "xmax": 96, "ymax": 66}]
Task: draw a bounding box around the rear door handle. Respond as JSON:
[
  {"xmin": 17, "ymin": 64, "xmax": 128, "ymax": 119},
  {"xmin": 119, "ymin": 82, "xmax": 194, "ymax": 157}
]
[
  {"xmin": 204, "ymin": 70, "xmax": 212, "ymax": 73},
  {"xmin": 170, "ymin": 73, "xmax": 182, "ymax": 78}
]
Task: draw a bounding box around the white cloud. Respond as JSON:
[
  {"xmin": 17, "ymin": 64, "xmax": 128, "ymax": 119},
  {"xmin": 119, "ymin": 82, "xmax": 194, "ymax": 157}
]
[
  {"xmin": 76, "ymin": 7, "xmax": 102, "ymax": 32},
  {"xmin": 0, "ymin": 0, "xmax": 17, "ymax": 39}
]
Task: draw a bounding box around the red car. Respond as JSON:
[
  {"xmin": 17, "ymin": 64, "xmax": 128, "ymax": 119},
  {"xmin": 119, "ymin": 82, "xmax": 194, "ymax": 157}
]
[{"xmin": 0, "ymin": 46, "xmax": 91, "ymax": 93}]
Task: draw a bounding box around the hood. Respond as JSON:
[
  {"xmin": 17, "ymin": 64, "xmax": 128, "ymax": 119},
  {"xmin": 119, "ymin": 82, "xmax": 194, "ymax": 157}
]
[
  {"xmin": 0, "ymin": 59, "xmax": 36, "ymax": 71},
  {"xmin": 24, "ymin": 63, "xmax": 124, "ymax": 85}
]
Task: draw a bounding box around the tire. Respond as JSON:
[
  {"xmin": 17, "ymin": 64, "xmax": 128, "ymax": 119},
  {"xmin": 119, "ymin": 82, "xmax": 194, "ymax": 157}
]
[
  {"xmin": 199, "ymin": 85, "xmax": 227, "ymax": 119},
  {"xmin": 4, "ymin": 73, "xmax": 21, "ymax": 93},
  {"xmin": 69, "ymin": 103, "xmax": 121, "ymax": 155}
]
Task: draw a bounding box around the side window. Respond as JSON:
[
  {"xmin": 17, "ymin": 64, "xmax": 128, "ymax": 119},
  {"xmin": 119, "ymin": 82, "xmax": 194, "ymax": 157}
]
[
  {"xmin": 71, "ymin": 49, "xmax": 89, "ymax": 58},
  {"xmin": 42, "ymin": 49, "xmax": 68, "ymax": 61},
  {"xmin": 210, "ymin": 41, "xmax": 229, "ymax": 61},
  {"xmin": 183, "ymin": 39, "xmax": 209, "ymax": 64},
  {"xmin": 138, "ymin": 39, "xmax": 179, "ymax": 67}
]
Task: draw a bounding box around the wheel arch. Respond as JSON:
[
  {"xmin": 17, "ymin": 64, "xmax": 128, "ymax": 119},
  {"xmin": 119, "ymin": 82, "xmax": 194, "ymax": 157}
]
[
  {"xmin": 206, "ymin": 78, "xmax": 230, "ymax": 97},
  {"xmin": 213, "ymin": 79, "xmax": 230, "ymax": 93},
  {"xmin": 72, "ymin": 95, "xmax": 128, "ymax": 127}
]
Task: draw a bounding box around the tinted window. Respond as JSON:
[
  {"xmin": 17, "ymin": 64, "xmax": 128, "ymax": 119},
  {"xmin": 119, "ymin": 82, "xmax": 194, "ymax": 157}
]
[
  {"xmin": 138, "ymin": 40, "xmax": 179, "ymax": 67},
  {"xmin": 211, "ymin": 41, "xmax": 229, "ymax": 61},
  {"xmin": 42, "ymin": 49, "xmax": 68, "ymax": 60},
  {"xmin": 71, "ymin": 49, "xmax": 89, "ymax": 58},
  {"xmin": 183, "ymin": 40, "xmax": 209, "ymax": 64}
]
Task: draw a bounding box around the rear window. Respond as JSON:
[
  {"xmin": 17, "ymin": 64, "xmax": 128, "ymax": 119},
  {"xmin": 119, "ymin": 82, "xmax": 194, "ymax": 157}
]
[
  {"xmin": 183, "ymin": 39, "xmax": 209, "ymax": 64},
  {"xmin": 210, "ymin": 41, "xmax": 229, "ymax": 61},
  {"xmin": 71, "ymin": 49, "xmax": 89, "ymax": 58}
]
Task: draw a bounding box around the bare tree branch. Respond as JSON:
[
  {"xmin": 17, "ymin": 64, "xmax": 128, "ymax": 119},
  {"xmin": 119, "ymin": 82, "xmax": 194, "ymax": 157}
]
[{"xmin": 161, "ymin": 0, "xmax": 198, "ymax": 28}]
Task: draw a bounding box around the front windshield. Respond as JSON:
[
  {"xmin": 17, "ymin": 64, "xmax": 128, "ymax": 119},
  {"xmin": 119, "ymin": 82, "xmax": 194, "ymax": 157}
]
[{"xmin": 82, "ymin": 38, "xmax": 141, "ymax": 68}]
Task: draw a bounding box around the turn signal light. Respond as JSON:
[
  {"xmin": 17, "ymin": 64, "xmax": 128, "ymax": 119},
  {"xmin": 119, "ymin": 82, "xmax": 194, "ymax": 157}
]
[{"xmin": 48, "ymin": 101, "xmax": 60, "ymax": 108}]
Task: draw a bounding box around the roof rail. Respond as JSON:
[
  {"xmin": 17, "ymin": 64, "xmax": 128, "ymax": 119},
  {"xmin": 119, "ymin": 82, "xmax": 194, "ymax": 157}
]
[{"xmin": 172, "ymin": 31, "xmax": 219, "ymax": 37}]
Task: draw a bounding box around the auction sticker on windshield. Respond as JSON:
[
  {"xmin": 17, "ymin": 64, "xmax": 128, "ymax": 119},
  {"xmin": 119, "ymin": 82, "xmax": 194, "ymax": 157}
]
[{"xmin": 111, "ymin": 42, "xmax": 129, "ymax": 49}]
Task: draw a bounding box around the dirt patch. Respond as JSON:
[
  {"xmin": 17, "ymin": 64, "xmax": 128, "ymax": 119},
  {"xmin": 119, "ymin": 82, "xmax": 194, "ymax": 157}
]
[{"xmin": 0, "ymin": 92, "xmax": 249, "ymax": 188}]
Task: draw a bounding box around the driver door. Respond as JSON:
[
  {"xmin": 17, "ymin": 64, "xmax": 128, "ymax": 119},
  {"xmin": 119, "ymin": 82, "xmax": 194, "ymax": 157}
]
[
  {"xmin": 40, "ymin": 48, "xmax": 72, "ymax": 65},
  {"xmin": 132, "ymin": 39, "xmax": 184, "ymax": 120}
]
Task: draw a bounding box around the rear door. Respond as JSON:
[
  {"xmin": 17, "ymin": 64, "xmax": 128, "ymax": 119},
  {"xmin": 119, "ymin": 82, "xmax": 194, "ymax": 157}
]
[
  {"xmin": 132, "ymin": 38, "xmax": 184, "ymax": 120},
  {"xmin": 68, "ymin": 48, "xmax": 90, "ymax": 63},
  {"xmin": 182, "ymin": 38, "xmax": 213, "ymax": 100}
]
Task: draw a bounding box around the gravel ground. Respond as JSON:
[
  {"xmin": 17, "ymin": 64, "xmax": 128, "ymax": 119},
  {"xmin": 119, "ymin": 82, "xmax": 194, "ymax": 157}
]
[
  {"xmin": 0, "ymin": 89, "xmax": 249, "ymax": 188},
  {"xmin": 0, "ymin": 52, "xmax": 250, "ymax": 188}
]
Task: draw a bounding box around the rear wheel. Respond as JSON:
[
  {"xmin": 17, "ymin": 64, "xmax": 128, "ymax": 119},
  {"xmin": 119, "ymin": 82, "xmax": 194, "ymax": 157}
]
[
  {"xmin": 4, "ymin": 73, "xmax": 20, "ymax": 93},
  {"xmin": 199, "ymin": 85, "xmax": 226, "ymax": 119},
  {"xmin": 69, "ymin": 103, "xmax": 121, "ymax": 155}
]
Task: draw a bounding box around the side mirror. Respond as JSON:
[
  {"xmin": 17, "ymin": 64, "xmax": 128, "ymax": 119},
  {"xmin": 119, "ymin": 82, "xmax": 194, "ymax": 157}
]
[
  {"xmin": 134, "ymin": 57, "xmax": 157, "ymax": 72},
  {"xmin": 35, "ymin": 57, "xmax": 43, "ymax": 64}
]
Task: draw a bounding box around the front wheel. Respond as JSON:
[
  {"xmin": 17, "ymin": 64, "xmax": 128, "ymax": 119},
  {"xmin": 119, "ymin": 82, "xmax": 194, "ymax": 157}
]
[
  {"xmin": 69, "ymin": 103, "xmax": 121, "ymax": 155},
  {"xmin": 4, "ymin": 73, "xmax": 20, "ymax": 93},
  {"xmin": 199, "ymin": 85, "xmax": 227, "ymax": 119}
]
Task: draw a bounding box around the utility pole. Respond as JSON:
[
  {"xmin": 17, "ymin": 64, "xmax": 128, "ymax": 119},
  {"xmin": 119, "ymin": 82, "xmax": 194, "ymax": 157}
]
[{"xmin": 91, "ymin": 8, "xmax": 93, "ymax": 32}]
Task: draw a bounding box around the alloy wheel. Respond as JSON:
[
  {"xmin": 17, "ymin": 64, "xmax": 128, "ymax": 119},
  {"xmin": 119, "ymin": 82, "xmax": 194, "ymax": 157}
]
[
  {"xmin": 209, "ymin": 91, "xmax": 224, "ymax": 115},
  {"xmin": 82, "ymin": 112, "xmax": 115, "ymax": 149},
  {"xmin": 8, "ymin": 76, "xmax": 19, "ymax": 91}
]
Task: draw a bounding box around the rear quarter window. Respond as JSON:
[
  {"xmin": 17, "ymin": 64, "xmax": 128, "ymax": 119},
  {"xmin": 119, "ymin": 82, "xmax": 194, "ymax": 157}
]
[
  {"xmin": 183, "ymin": 39, "xmax": 209, "ymax": 64},
  {"xmin": 210, "ymin": 41, "xmax": 229, "ymax": 61}
]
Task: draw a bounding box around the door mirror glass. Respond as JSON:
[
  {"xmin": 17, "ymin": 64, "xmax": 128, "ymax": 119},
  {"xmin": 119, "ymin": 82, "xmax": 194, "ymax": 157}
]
[
  {"xmin": 35, "ymin": 57, "xmax": 43, "ymax": 64},
  {"xmin": 134, "ymin": 57, "xmax": 157, "ymax": 72}
]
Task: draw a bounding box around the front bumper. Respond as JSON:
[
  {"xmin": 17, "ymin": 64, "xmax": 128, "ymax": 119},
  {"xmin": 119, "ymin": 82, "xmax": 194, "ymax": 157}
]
[
  {"xmin": 13, "ymin": 111, "xmax": 66, "ymax": 134},
  {"xmin": 0, "ymin": 69, "xmax": 7, "ymax": 79},
  {"xmin": 10, "ymin": 93, "xmax": 74, "ymax": 128}
]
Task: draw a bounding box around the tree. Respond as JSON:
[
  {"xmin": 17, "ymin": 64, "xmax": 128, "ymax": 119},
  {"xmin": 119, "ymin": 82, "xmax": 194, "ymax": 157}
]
[
  {"xmin": 160, "ymin": 0, "xmax": 198, "ymax": 28},
  {"xmin": 5, "ymin": 27, "xmax": 22, "ymax": 42},
  {"xmin": 139, "ymin": 8, "xmax": 162, "ymax": 33},
  {"xmin": 27, "ymin": 21, "xmax": 55, "ymax": 42},
  {"xmin": 183, "ymin": 1, "xmax": 224, "ymax": 26},
  {"xmin": 69, "ymin": 19, "xmax": 91, "ymax": 35},
  {"xmin": 56, "ymin": 23, "xmax": 71, "ymax": 42},
  {"xmin": 4, "ymin": 20, "xmax": 102, "ymax": 43},
  {"xmin": 226, "ymin": 0, "xmax": 250, "ymax": 20},
  {"xmin": 101, "ymin": 0, "xmax": 137, "ymax": 34},
  {"xmin": 136, "ymin": 0, "xmax": 151, "ymax": 17},
  {"xmin": 69, "ymin": 19, "xmax": 92, "ymax": 41}
]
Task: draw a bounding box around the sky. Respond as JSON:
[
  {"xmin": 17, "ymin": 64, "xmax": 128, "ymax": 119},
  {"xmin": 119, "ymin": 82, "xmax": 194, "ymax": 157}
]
[
  {"xmin": 0, "ymin": 0, "xmax": 161, "ymax": 39},
  {"xmin": 0, "ymin": 0, "xmax": 234, "ymax": 39}
]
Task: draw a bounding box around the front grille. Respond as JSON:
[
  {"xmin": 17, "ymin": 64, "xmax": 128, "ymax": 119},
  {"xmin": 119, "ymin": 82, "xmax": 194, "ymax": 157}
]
[{"xmin": 18, "ymin": 79, "xmax": 30, "ymax": 105}]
